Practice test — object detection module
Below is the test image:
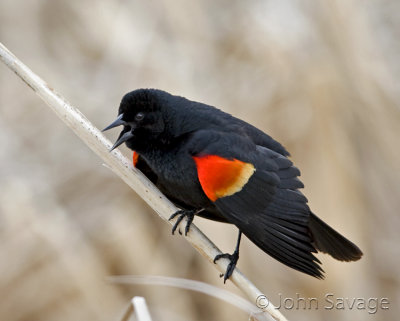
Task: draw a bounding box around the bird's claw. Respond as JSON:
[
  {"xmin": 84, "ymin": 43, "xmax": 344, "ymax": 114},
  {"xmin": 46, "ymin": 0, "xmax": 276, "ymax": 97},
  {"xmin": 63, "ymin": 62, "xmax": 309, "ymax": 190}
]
[
  {"xmin": 168, "ymin": 209, "xmax": 195, "ymax": 236},
  {"xmin": 213, "ymin": 251, "xmax": 239, "ymax": 283}
]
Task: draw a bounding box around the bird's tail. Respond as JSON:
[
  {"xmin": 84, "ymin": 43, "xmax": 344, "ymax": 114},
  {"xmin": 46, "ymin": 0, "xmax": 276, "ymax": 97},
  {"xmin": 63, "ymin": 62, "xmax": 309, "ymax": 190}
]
[{"xmin": 309, "ymin": 212, "xmax": 363, "ymax": 261}]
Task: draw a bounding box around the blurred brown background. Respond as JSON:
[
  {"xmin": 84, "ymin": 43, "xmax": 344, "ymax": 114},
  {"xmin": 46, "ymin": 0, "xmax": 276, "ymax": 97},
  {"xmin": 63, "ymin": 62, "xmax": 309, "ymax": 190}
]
[{"xmin": 1, "ymin": 1, "xmax": 399, "ymax": 320}]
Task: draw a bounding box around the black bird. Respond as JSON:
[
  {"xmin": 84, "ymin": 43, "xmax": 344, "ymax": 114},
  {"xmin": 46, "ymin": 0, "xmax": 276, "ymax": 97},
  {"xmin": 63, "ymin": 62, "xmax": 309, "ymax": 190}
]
[{"xmin": 103, "ymin": 89, "xmax": 363, "ymax": 282}]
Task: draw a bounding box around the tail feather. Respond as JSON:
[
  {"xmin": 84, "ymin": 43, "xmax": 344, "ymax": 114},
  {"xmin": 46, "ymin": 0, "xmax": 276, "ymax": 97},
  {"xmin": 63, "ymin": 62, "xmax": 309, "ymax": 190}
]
[{"xmin": 309, "ymin": 212, "xmax": 363, "ymax": 262}]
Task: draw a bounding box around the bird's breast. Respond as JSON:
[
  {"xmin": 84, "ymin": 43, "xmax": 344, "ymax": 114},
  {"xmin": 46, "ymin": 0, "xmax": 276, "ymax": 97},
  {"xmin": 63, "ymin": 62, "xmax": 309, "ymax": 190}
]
[{"xmin": 140, "ymin": 149, "xmax": 210, "ymax": 208}]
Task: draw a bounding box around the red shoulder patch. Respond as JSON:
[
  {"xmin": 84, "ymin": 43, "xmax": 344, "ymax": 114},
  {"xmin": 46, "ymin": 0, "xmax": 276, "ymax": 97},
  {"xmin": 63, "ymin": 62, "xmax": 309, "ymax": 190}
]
[
  {"xmin": 193, "ymin": 155, "xmax": 255, "ymax": 201},
  {"xmin": 133, "ymin": 151, "xmax": 139, "ymax": 167}
]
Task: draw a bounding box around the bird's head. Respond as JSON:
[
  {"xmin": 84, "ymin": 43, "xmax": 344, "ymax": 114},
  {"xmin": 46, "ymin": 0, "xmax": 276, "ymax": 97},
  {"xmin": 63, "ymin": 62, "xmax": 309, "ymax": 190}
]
[{"xmin": 103, "ymin": 89, "xmax": 168, "ymax": 151}]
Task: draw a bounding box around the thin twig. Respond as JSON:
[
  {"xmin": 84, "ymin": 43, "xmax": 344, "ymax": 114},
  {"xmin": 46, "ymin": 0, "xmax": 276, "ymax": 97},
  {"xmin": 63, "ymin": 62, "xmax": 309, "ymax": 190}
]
[
  {"xmin": 109, "ymin": 275, "xmax": 274, "ymax": 321},
  {"xmin": 119, "ymin": 303, "xmax": 134, "ymax": 321},
  {"xmin": 0, "ymin": 42, "xmax": 288, "ymax": 321}
]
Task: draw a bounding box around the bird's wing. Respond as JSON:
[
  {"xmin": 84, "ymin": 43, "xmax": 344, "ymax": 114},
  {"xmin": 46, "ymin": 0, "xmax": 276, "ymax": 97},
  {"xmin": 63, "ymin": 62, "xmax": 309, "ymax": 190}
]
[
  {"xmin": 237, "ymin": 120, "xmax": 290, "ymax": 156},
  {"xmin": 187, "ymin": 130, "xmax": 323, "ymax": 278}
]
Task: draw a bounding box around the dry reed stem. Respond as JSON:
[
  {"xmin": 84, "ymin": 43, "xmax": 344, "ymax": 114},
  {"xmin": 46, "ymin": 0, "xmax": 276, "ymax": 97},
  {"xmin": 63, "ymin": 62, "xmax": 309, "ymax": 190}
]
[
  {"xmin": 132, "ymin": 297, "xmax": 153, "ymax": 321},
  {"xmin": 0, "ymin": 42, "xmax": 288, "ymax": 321}
]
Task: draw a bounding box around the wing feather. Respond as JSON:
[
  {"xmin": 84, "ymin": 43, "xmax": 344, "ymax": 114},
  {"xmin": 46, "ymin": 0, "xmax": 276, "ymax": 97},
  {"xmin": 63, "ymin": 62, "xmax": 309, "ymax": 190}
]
[{"xmin": 189, "ymin": 130, "xmax": 323, "ymax": 278}]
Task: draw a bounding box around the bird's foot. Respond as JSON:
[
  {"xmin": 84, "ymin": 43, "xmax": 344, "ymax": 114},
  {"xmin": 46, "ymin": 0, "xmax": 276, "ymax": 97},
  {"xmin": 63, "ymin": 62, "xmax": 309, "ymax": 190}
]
[
  {"xmin": 168, "ymin": 209, "xmax": 195, "ymax": 236},
  {"xmin": 213, "ymin": 250, "xmax": 239, "ymax": 283}
]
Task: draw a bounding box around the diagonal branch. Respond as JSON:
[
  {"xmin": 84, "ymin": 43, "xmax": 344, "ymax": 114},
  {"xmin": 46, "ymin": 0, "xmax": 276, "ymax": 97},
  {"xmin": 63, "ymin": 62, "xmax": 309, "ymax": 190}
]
[{"xmin": 0, "ymin": 42, "xmax": 288, "ymax": 321}]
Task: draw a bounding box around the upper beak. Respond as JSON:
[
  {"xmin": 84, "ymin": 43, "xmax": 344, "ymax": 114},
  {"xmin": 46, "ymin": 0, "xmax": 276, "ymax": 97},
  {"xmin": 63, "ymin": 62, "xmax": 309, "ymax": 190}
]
[{"xmin": 102, "ymin": 113, "xmax": 126, "ymax": 132}]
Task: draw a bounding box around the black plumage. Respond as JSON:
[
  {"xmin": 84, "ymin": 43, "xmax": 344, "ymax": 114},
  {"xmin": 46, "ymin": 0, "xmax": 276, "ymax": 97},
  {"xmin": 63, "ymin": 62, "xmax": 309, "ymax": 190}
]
[{"xmin": 103, "ymin": 88, "xmax": 363, "ymax": 281}]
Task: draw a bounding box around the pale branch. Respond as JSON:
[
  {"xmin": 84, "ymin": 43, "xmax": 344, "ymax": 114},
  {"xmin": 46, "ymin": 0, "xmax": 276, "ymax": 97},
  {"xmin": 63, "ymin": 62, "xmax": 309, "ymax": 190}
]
[{"xmin": 0, "ymin": 42, "xmax": 288, "ymax": 321}]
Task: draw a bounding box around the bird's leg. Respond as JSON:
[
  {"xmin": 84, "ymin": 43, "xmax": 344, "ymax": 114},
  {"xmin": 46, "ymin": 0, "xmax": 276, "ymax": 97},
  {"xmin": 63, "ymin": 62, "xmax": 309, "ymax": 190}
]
[
  {"xmin": 168, "ymin": 208, "xmax": 204, "ymax": 236},
  {"xmin": 213, "ymin": 231, "xmax": 242, "ymax": 283}
]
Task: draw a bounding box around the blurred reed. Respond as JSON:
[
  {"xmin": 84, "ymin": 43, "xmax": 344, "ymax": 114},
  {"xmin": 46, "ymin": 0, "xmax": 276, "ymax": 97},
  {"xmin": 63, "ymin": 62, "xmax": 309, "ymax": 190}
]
[{"xmin": 0, "ymin": 0, "xmax": 399, "ymax": 320}]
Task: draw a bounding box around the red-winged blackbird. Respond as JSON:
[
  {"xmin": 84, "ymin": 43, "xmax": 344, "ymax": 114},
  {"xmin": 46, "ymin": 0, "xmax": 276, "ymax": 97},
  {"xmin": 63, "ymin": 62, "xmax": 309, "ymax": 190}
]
[{"xmin": 103, "ymin": 89, "xmax": 362, "ymax": 282}]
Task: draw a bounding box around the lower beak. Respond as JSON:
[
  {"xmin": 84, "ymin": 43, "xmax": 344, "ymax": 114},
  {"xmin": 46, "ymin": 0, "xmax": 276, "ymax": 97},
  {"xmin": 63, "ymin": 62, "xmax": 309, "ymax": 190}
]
[{"xmin": 110, "ymin": 130, "xmax": 134, "ymax": 151}]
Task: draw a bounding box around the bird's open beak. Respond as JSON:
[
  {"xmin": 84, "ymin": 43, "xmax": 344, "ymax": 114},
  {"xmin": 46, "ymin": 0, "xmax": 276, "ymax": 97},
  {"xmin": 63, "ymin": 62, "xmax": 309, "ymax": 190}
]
[{"xmin": 102, "ymin": 113, "xmax": 134, "ymax": 151}]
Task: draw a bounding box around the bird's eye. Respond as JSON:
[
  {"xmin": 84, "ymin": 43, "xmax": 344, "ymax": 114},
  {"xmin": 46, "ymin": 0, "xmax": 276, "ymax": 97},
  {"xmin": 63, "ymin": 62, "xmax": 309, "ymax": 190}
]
[{"xmin": 135, "ymin": 112, "xmax": 145, "ymax": 121}]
